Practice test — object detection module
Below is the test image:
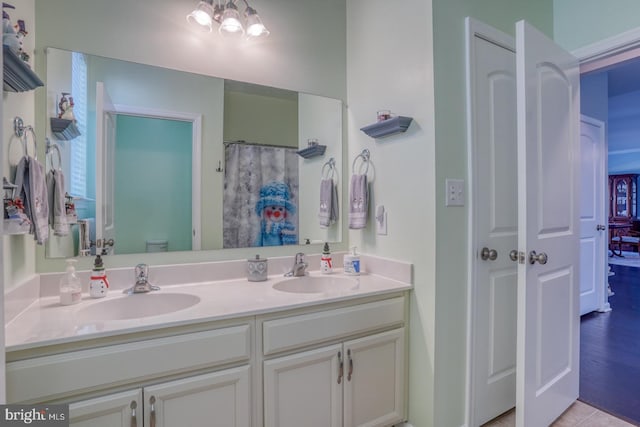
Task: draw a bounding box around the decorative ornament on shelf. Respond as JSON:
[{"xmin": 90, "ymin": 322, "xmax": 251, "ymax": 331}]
[{"xmin": 58, "ymin": 92, "xmax": 76, "ymax": 121}]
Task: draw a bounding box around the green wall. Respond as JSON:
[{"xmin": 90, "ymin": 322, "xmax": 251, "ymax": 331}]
[
  {"xmin": 114, "ymin": 116, "xmax": 192, "ymax": 254},
  {"xmin": 431, "ymin": 1, "xmax": 553, "ymax": 425},
  {"xmin": 224, "ymin": 91, "xmax": 298, "ymax": 148},
  {"xmin": 554, "ymin": 0, "xmax": 640, "ymax": 51}
]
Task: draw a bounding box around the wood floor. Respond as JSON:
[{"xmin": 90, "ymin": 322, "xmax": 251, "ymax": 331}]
[{"xmin": 579, "ymin": 264, "xmax": 640, "ymax": 426}]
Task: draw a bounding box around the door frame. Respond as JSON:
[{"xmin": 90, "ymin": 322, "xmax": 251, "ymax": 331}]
[
  {"xmin": 109, "ymin": 104, "xmax": 203, "ymax": 251},
  {"xmin": 464, "ymin": 17, "xmax": 517, "ymax": 427},
  {"xmin": 573, "ymin": 26, "xmax": 640, "ymax": 73}
]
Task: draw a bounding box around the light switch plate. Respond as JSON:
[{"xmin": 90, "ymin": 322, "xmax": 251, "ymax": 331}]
[{"xmin": 445, "ymin": 179, "xmax": 465, "ymax": 207}]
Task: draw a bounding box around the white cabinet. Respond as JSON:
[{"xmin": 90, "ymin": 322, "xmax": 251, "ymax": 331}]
[
  {"xmin": 69, "ymin": 389, "xmax": 143, "ymax": 427},
  {"xmin": 264, "ymin": 328, "xmax": 405, "ymax": 427},
  {"xmin": 70, "ymin": 366, "xmax": 250, "ymax": 427},
  {"xmin": 264, "ymin": 343, "xmax": 343, "ymax": 427},
  {"xmin": 144, "ymin": 365, "xmax": 250, "ymax": 427}
]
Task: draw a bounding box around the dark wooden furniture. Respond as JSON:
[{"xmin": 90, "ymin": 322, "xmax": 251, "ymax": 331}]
[
  {"xmin": 609, "ymin": 174, "xmax": 637, "ymax": 223},
  {"xmin": 608, "ymin": 174, "xmax": 639, "ymax": 254}
]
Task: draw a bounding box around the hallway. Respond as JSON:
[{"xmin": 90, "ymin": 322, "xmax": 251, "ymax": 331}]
[{"xmin": 579, "ymin": 264, "xmax": 640, "ymax": 425}]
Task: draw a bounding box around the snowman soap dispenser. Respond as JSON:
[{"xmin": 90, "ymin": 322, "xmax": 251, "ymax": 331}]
[{"xmin": 89, "ymin": 255, "xmax": 109, "ymax": 298}]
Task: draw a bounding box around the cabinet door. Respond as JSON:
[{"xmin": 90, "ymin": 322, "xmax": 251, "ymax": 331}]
[
  {"xmin": 143, "ymin": 365, "xmax": 250, "ymax": 427},
  {"xmin": 343, "ymin": 328, "xmax": 405, "ymax": 427},
  {"xmin": 264, "ymin": 344, "xmax": 343, "ymax": 427},
  {"xmin": 69, "ymin": 389, "xmax": 143, "ymax": 427}
]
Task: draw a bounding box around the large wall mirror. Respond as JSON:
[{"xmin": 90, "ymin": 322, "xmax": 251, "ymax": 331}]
[{"xmin": 44, "ymin": 48, "xmax": 343, "ymax": 258}]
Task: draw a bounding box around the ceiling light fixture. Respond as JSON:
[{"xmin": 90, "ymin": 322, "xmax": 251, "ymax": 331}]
[
  {"xmin": 187, "ymin": 0, "xmax": 270, "ymax": 39},
  {"xmin": 186, "ymin": 0, "xmax": 216, "ymax": 32}
]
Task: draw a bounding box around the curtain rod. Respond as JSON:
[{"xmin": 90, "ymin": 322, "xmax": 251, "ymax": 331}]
[{"xmin": 223, "ymin": 140, "xmax": 297, "ymax": 150}]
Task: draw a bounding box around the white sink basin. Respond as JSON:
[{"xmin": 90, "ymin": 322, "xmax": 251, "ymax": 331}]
[
  {"xmin": 76, "ymin": 293, "xmax": 201, "ymax": 322},
  {"xmin": 273, "ymin": 276, "xmax": 358, "ymax": 294}
]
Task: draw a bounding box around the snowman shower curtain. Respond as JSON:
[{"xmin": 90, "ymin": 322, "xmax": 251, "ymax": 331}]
[{"xmin": 223, "ymin": 142, "xmax": 299, "ymax": 248}]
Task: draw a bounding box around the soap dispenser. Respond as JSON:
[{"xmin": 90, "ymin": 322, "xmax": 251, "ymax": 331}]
[
  {"xmin": 59, "ymin": 258, "xmax": 82, "ymax": 305},
  {"xmin": 89, "ymin": 255, "xmax": 109, "ymax": 298},
  {"xmin": 343, "ymin": 246, "xmax": 361, "ymax": 276},
  {"xmin": 320, "ymin": 242, "xmax": 333, "ymax": 274}
]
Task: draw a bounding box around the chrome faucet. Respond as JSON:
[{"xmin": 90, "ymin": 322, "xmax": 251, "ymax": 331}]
[
  {"xmin": 285, "ymin": 252, "xmax": 308, "ymax": 277},
  {"xmin": 123, "ymin": 263, "xmax": 160, "ymax": 294}
]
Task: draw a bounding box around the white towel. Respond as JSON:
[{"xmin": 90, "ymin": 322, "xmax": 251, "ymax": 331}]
[
  {"xmin": 14, "ymin": 156, "xmax": 49, "ymax": 244},
  {"xmin": 348, "ymin": 174, "xmax": 368, "ymax": 229},
  {"xmin": 46, "ymin": 169, "xmax": 69, "ymax": 236}
]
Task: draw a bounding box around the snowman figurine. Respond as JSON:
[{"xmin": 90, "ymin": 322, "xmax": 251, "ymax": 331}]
[
  {"xmin": 89, "ymin": 255, "xmax": 109, "ymax": 298},
  {"xmin": 255, "ymin": 181, "xmax": 297, "ymax": 246}
]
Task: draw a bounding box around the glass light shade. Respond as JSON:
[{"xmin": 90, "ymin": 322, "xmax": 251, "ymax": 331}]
[
  {"xmin": 219, "ymin": 2, "xmax": 244, "ymax": 36},
  {"xmin": 245, "ymin": 8, "xmax": 269, "ymax": 39},
  {"xmin": 187, "ymin": 1, "xmax": 215, "ymax": 32}
]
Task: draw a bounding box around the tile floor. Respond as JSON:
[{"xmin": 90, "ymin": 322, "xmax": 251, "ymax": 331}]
[{"xmin": 482, "ymin": 401, "xmax": 637, "ymax": 427}]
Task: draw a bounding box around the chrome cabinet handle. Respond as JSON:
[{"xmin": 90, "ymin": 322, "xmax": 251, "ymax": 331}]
[
  {"xmin": 480, "ymin": 247, "xmax": 498, "ymax": 261},
  {"xmin": 130, "ymin": 401, "xmax": 137, "ymax": 427},
  {"xmin": 509, "ymin": 250, "xmax": 519, "ymax": 262},
  {"xmin": 337, "ymin": 351, "xmax": 344, "ymax": 384},
  {"xmin": 597, "ymin": 224, "xmax": 606, "ymax": 231},
  {"xmin": 149, "ymin": 396, "xmax": 156, "ymax": 427},
  {"xmin": 347, "ymin": 349, "xmax": 353, "ymax": 381},
  {"xmin": 529, "ymin": 250, "xmax": 548, "ymax": 265}
]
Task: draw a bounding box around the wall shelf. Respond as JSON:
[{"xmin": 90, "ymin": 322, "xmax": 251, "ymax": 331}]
[
  {"xmin": 50, "ymin": 117, "xmax": 81, "ymax": 140},
  {"xmin": 3, "ymin": 45, "xmax": 44, "ymax": 92},
  {"xmin": 296, "ymin": 144, "xmax": 326, "ymax": 159},
  {"xmin": 360, "ymin": 116, "xmax": 413, "ymax": 139},
  {"xmin": 4, "ymin": 218, "xmax": 30, "ymax": 235}
]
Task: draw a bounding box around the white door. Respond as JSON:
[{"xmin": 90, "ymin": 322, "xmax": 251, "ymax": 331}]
[
  {"xmin": 515, "ymin": 20, "xmax": 580, "ymax": 427},
  {"xmin": 343, "ymin": 328, "xmax": 405, "ymax": 427},
  {"xmin": 143, "ymin": 366, "xmax": 250, "ymax": 427},
  {"xmin": 95, "ymin": 82, "xmax": 116, "ymax": 254},
  {"xmin": 69, "ymin": 389, "xmax": 143, "ymax": 427},
  {"xmin": 580, "ymin": 116, "xmax": 610, "ymax": 315},
  {"xmin": 579, "ymin": 116, "xmax": 608, "ymax": 315},
  {"xmin": 466, "ymin": 18, "xmax": 518, "ymax": 426},
  {"xmin": 264, "ymin": 344, "xmax": 342, "ymax": 427}
]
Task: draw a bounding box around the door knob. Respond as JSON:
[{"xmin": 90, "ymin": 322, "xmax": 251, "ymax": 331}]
[
  {"xmin": 596, "ymin": 224, "xmax": 606, "ymax": 231},
  {"xmin": 480, "ymin": 247, "xmax": 498, "ymax": 261},
  {"xmin": 529, "ymin": 250, "xmax": 548, "ymax": 265},
  {"xmin": 509, "ymin": 250, "xmax": 519, "ymax": 262}
]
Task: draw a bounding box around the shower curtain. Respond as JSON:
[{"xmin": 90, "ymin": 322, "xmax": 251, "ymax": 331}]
[{"xmin": 223, "ymin": 142, "xmax": 299, "ymax": 248}]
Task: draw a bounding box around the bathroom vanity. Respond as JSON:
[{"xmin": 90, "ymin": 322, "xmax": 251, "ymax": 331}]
[{"xmin": 5, "ymin": 256, "xmax": 411, "ymax": 427}]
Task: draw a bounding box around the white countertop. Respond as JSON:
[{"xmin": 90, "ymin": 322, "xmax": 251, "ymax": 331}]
[{"xmin": 5, "ymin": 270, "xmax": 411, "ymax": 352}]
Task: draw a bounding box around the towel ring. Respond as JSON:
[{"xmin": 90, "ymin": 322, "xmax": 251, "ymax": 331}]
[
  {"xmin": 322, "ymin": 157, "xmax": 337, "ymax": 180},
  {"xmin": 352, "ymin": 148, "xmax": 370, "ymax": 175},
  {"xmin": 13, "ymin": 116, "xmax": 38, "ymax": 160},
  {"xmin": 46, "ymin": 138, "xmax": 62, "ymax": 170}
]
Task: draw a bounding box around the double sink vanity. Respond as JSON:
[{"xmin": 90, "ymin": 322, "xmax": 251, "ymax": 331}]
[{"xmin": 5, "ymin": 253, "xmax": 412, "ymax": 427}]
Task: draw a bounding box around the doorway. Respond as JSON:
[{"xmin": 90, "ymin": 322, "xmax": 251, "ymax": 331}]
[
  {"xmin": 469, "ymin": 16, "xmax": 640, "ymax": 425},
  {"xmin": 577, "ymin": 45, "xmax": 640, "ymax": 425},
  {"xmin": 101, "ymin": 103, "xmax": 203, "ymax": 253}
]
